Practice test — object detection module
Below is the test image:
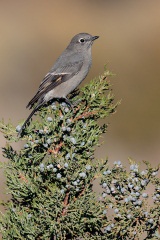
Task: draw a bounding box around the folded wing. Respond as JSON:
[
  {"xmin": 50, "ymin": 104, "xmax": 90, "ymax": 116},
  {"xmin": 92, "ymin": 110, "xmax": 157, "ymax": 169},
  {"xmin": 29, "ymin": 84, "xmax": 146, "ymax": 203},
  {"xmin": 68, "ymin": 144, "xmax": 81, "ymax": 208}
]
[{"xmin": 26, "ymin": 61, "xmax": 83, "ymax": 109}]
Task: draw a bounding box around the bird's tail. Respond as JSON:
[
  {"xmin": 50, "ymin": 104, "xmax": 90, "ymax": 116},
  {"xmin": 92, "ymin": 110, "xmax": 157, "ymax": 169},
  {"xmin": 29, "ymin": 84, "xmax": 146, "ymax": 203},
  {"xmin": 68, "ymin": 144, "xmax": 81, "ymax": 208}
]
[{"xmin": 18, "ymin": 103, "xmax": 44, "ymax": 137}]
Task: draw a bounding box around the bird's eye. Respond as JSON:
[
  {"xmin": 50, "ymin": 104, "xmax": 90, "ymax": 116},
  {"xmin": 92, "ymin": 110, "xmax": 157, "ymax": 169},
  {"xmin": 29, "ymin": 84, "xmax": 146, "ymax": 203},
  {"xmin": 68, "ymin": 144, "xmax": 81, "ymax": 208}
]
[{"xmin": 79, "ymin": 38, "xmax": 85, "ymax": 43}]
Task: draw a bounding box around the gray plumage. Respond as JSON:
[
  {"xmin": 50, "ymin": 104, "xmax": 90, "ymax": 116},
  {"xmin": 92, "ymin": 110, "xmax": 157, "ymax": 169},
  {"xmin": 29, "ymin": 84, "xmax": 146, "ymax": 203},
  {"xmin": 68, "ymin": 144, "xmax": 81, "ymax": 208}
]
[{"xmin": 18, "ymin": 33, "xmax": 99, "ymax": 136}]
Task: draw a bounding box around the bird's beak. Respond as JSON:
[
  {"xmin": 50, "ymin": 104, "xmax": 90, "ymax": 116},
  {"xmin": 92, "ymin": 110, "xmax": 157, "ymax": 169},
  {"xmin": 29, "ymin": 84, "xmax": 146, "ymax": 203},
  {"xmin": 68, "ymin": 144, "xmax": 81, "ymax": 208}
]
[{"xmin": 92, "ymin": 36, "xmax": 99, "ymax": 41}]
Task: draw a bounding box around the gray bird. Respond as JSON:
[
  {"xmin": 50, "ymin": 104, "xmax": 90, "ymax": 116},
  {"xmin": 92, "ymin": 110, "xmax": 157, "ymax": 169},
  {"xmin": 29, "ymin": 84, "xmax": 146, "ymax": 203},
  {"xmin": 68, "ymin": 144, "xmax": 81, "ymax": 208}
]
[{"xmin": 18, "ymin": 33, "xmax": 99, "ymax": 136}]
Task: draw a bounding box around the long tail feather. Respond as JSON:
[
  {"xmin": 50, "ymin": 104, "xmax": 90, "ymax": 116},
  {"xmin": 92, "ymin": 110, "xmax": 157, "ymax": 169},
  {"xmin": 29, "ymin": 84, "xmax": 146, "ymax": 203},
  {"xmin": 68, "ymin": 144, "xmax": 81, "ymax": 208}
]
[{"xmin": 18, "ymin": 103, "xmax": 43, "ymax": 137}]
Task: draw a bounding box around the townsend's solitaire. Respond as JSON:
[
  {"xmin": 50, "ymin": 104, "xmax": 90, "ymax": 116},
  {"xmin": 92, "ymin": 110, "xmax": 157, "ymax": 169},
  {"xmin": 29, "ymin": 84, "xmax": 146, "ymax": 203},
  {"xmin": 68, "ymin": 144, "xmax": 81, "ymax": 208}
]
[{"xmin": 18, "ymin": 33, "xmax": 99, "ymax": 136}]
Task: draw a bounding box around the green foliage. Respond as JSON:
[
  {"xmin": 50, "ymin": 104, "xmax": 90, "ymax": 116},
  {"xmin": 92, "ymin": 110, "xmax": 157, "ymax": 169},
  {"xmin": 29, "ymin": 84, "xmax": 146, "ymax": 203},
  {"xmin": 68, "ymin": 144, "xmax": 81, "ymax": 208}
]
[{"xmin": 0, "ymin": 70, "xmax": 159, "ymax": 240}]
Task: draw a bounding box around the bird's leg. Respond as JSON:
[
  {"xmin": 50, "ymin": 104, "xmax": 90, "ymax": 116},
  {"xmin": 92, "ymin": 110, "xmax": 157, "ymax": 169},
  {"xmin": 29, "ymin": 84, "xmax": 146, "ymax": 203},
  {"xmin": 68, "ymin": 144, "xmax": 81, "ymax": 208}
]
[
  {"xmin": 70, "ymin": 99, "xmax": 81, "ymax": 107},
  {"xmin": 71, "ymin": 98, "xmax": 87, "ymax": 107}
]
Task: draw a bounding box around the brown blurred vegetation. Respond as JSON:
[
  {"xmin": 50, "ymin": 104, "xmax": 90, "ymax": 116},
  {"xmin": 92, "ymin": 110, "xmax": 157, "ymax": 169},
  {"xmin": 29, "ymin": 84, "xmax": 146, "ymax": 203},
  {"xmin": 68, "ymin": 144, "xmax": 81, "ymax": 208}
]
[{"xmin": 0, "ymin": 1, "xmax": 160, "ymax": 207}]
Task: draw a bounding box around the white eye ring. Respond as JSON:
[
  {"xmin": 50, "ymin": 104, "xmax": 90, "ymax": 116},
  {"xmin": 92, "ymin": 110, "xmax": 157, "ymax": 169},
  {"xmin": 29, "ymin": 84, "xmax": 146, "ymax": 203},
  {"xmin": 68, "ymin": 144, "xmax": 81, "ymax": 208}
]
[{"xmin": 79, "ymin": 38, "xmax": 85, "ymax": 43}]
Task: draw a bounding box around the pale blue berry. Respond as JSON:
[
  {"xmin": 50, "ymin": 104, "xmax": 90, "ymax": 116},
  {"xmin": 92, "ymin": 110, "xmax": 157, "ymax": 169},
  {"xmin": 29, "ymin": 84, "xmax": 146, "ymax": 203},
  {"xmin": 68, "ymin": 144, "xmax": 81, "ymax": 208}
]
[
  {"xmin": 112, "ymin": 179, "xmax": 117, "ymax": 184},
  {"xmin": 24, "ymin": 144, "xmax": 29, "ymax": 149},
  {"xmin": 152, "ymin": 171, "xmax": 158, "ymax": 176},
  {"xmin": 16, "ymin": 125, "xmax": 21, "ymax": 132},
  {"xmin": 72, "ymin": 181, "xmax": 78, "ymax": 186},
  {"xmin": 135, "ymin": 192, "xmax": 140, "ymax": 197},
  {"xmin": 49, "ymin": 164, "xmax": 53, "ymax": 168},
  {"xmin": 143, "ymin": 211, "xmax": 148, "ymax": 217},
  {"xmin": 111, "ymin": 187, "xmax": 115, "ymax": 192},
  {"xmin": 53, "ymin": 168, "xmax": 57, "ymax": 172},
  {"xmin": 131, "ymin": 164, "xmax": 138, "ymax": 172},
  {"xmin": 130, "ymin": 164, "xmax": 137, "ymax": 171},
  {"xmin": 153, "ymin": 196, "xmax": 157, "ymax": 201},
  {"xmin": 124, "ymin": 198, "xmax": 129, "ymax": 203},
  {"xmin": 141, "ymin": 179, "xmax": 148, "ymax": 186},
  {"xmin": 106, "ymin": 188, "xmax": 111, "ymax": 194},
  {"xmin": 65, "ymin": 153, "xmax": 70, "ymax": 160},
  {"xmin": 137, "ymin": 200, "xmax": 142, "ymax": 205},
  {"xmin": 102, "ymin": 182, "xmax": 107, "ymax": 188},
  {"xmin": 62, "ymin": 126, "xmax": 67, "ymax": 131},
  {"xmin": 40, "ymin": 168, "xmax": 44, "ymax": 172},
  {"xmin": 148, "ymin": 218, "xmax": 153, "ymax": 224},
  {"xmin": 46, "ymin": 164, "xmax": 53, "ymax": 170},
  {"xmin": 131, "ymin": 191, "xmax": 135, "ymax": 196},
  {"xmin": 83, "ymin": 123, "xmax": 87, "ymax": 128},
  {"xmin": 47, "ymin": 139, "xmax": 52, "ymax": 144},
  {"xmin": 57, "ymin": 173, "xmax": 62, "ymax": 179},
  {"xmin": 141, "ymin": 170, "xmax": 148, "ymax": 175},
  {"xmin": 105, "ymin": 225, "xmax": 111, "ymax": 232},
  {"xmin": 79, "ymin": 172, "xmax": 86, "ymax": 178},
  {"xmin": 66, "ymin": 127, "xmax": 71, "ymax": 132},
  {"xmin": 114, "ymin": 208, "xmax": 119, "ymax": 214},
  {"xmin": 47, "ymin": 117, "xmax": 53, "ymax": 122},
  {"xmin": 39, "ymin": 129, "xmax": 44, "ymax": 134},
  {"xmin": 142, "ymin": 193, "xmax": 148, "ymax": 198},
  {"xmin": 66, "ymin": 119, "xmax": 72, "ymax": 124},
  {"xmin": 103, "ymin": 170, "xmax": 111, "ymax": 175},
  {"xmin": 102, "ymin": 193, "xmax": 107, "ymax": 198},
  {"xmin": 128, "ymin": 183, "xmax": 133, "ymax": 189},
  {"xmin": 133, "ymin": 177, "xmax": 139, "ymax": 183},
  {"xmin": 39, "ymin": 163, "xmax": 44, "ymax": 168},
  {"xmin": 61, "ymin": 102, "xmax": 67, "ymax": 107},
  {"xmin": 70, "ymin": 137, "xmax": 77, "ymax": 144},
  {"xmin": 60, "ymin": 189, "xmax": 64, "ymax": 194},
  {"xmin": 127, "ymin": 214, "xmax": 132, "ymax": 219},
  {"xmin": 63, "ymin": 135, "xmax": 67, "ymax": 140},
  {"xmin": 103, "ymin": 210, "xmax": 107, "ymax": 214},
  {"xmin": 51, "ymin": 103, "xmax": 57, "ymax": 110},
  {"xmin": 81, "ymin": 141, "xmax": 85, "ymax": 146},
  {"xmin": 121, "ymin": 188, "xmax": 126, "ymax": 193},
  {"xmin": 128, "ymin": 195, "xmax": 133, "ymax": 201},
  {"xmin": 85, "ymin": 165, "xmax": 91, "ymax": 170},
  {"xmin": 64, "ymin": 107, "xmax": 69, "ymax": 113},
  {"xmin": 64, "ymin": 163, "xmax": 68, "ymax": 168},
  {"xmin": 131, "ymin": 197, "xmax": 136, "ymax": 202},
  {"xmin": 134, "ymin": 186, "xmax": 140, "ymax": 191},
  {"xmin": 43, "ymin": 143, "xmax": 48, "ymax": 148}
]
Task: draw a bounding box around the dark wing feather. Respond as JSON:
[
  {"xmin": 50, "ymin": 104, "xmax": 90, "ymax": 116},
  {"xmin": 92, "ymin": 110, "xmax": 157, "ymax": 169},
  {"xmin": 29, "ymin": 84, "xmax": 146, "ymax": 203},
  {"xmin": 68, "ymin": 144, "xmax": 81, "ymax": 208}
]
[
  {"xmin": 26, "ymin": 60, "xmax": 83, "ymax": 109},
  {"xmin": 26, "ymin": 75, "xmax": 62, "ymax": 108}
]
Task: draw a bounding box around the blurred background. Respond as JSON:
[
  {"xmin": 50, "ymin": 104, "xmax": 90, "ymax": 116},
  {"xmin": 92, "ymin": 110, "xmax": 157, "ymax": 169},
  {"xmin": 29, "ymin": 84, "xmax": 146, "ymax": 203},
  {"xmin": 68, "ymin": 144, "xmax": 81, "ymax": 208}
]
[{"xmin": 0, "ymin": 1, "xmax": 160, "ymax": 200}]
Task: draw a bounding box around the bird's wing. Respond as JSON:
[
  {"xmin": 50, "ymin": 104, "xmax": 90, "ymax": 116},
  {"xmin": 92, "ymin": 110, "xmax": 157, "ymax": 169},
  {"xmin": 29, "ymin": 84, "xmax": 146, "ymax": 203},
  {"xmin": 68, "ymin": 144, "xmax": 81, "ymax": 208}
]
[{"xmin": 26, "ymin": 61, "xmax": 83, "ymax": 109}]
